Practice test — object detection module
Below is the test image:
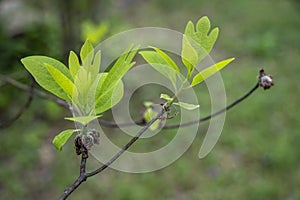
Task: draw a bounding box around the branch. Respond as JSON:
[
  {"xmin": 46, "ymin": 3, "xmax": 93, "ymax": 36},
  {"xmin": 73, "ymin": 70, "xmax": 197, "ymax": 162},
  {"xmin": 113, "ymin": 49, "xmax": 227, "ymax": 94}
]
[
  {"xmin": 58, "ymin": 108, "xmax": 166, "ymax": 199},
  {"xmin": 0, "ymin": 74, "xmax": 69, "ymax": 109},
  {"xmin": 163, "ymin": 82, "xmax": 259, "ymax": 129},
  {"xmin": 99, "ymin": 69, "xmax": 274, "ymax": 129},
  {"xmin": 58, "ymin": 154, "xmax": 88, "ymax": 200},
  {"xmin": 0, "ymin": 74, "xmax": 34, "ymax": 129},
  {"xmin": 58, "ymin": 69, "xmax": 273, "ymax": 199},
  {"xmin": 98, "ymin": 82, "xmax": 259, "ymax": 129}
]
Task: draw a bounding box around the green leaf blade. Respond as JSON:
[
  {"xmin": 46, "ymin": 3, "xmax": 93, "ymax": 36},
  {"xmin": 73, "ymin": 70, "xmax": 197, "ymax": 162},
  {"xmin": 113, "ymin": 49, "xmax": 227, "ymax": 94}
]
[
  {"xmin": 95, "ymin": 73, "xmax": 124, "ymax": 114},
  {"xmin": 181, "ymin": 35, "xmax": 198, "ymax": 77},
  {"xmin": 191, "ymin": 58, "xmax": 235, "ymax": 87},
  {"xmin": 97, "ymin": 45, "xmax": 138, "ymax": 98},
  {"xmin": 160, "ymin": 93, "xmax": 173, "ymax": 101},
  {"xmin": 52, "ymin": 129, "xmax": 78, "ymax": 151},
  {"xmin": 65, "ymin": 115, "xmax": 102, "ymax": 126},
  {"xmin": 139, "ymin": 50, "xmax": 178, "ymax": 86},
  {"xmin": 150, "ymin": 46, "xmax": 180, "ymax": 72},
  {"xmin": 80, "ymin": 39, "xmax": 94, "ymax": 65},
  {"xmin": 45, "ymin": 63, "xmax": 75, "ymax": 99},
  {"xmin": 21, "ymin": 56, "xmax": 72, "ymax": 101},
  {"xmin": 92, "ymin": 50, "xmax": 101, "ymax": 75},
  {"xmin": 173, "ymin": 102, "xmax": 199, "ymax": 110},
  {"xmin": 68, "ymin": 51, "xmax": 81, "ymax": 79}
]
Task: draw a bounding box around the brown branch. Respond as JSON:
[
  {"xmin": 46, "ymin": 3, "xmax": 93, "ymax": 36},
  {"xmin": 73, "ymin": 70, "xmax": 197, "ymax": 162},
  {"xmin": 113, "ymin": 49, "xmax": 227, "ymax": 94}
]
[
  {"xmin": 58, "ymin": 108, "xmax": 166, "ymax": 199},
  {"xmin": 0, "ymin": 74, "xmax": 69, "ymax": 109},
  {"xmin": 58, "ymin": 154, "xmax": 88, "ymax": 200},
  {"xmin": 163, "ymin": 82, "xmax": 260, "ymax": 129},
  {"xmin": 0, "ymin": 74, "xmax": 35, "ymax": 129},
  {"xmin": 99, "ymin": 82, "xmax": 260, "ymax": 129}
]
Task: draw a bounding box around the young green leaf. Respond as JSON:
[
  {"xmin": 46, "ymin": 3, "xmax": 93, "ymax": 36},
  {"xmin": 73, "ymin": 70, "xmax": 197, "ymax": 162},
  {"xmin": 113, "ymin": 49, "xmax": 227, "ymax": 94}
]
[
  {"xmin": 96, "ymin": 45, "xmax": 138, "ymax": 102},
  {"xmin": 173, "ymin": 102, "xmax": 199, "ymax": 110},
  {"xmin": 80, "ymin": 39, "xmax": 94, "ymax": 67},
  {"xmin": 143, "ymin": 102, "xmax": 160, "ymax": 131},
  {"xmin": 45, "ymin": 63, "xmax": 75, "ymax": 99},
  {"xmin": 92, "ymin": 50, "xmax": 101, "ymax": 76},
  {"xmin": 94, "ymin": 73, "xmax": 124, "ymax": 114},
  {"xmin": 185, "ymin": 21, "xmax": 195, "ymax": 36},
  {"xmin": 150, "ymin": 46, "xmax": 179, "ymax": 72},
  {"xmin": 68, "ymin": 51, "xmax": 81, "ymax": 79},
  {"xmin": 52, "ymin": 129, "xmax": 78, "ymax": 151},
  {"xmin": 160, "ymin": 93, "xmax": 199, "ymax": 110},
  {"xmin": 73, "ymin": 68, "xmax": 99, "ymax": 115},
  {"xmin": 21, "ymin": 56, "xmax": 72, "ymax": 101},
  {"xmin": 139, "ymin": 50, "xmax": 178, "ymax": 87},
  {"xmin": 181, "ymin": 35, "xmax": 198, "ymax": 78},
  {"xmin": 65, "ymin": 115, "xmax": 102, "ymax": 126},
  {"xmin": 181, "ymin": 16, "xmax": 219, "ymax": 78},
  {"xmin": 160, "ymin": 93, "xmax": 173, "ymax": 101},
  {"xmin": 191, "ymin": 58, "xmax": 235, "ymax": 87}
]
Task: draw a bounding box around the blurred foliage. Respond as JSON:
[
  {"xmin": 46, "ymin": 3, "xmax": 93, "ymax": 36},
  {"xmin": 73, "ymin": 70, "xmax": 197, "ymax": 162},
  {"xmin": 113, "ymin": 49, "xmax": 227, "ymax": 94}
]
[{"xmin": 0, "ymin": 0, "xmax": 300, "ymax": 199}]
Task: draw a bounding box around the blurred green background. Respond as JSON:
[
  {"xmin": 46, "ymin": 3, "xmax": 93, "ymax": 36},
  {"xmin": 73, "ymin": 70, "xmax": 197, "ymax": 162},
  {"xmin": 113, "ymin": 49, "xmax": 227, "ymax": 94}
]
[{"xmin": 0, "ymin": 0, "xmax": 299, "ymax": 199}]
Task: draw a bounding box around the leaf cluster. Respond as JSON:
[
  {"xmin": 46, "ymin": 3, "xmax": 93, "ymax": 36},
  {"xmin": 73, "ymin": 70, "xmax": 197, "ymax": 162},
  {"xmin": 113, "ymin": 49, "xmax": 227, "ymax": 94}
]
[{"xmin": 21, "ymin": 40, "xmax": 138, "ymax": 150}]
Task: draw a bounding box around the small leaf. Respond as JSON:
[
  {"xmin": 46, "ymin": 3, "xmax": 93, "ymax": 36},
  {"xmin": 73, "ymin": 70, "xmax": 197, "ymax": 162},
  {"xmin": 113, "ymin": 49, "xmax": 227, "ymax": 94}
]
[
  {"xmin": 96, "ymin": 45, "xmax": 138, "ymax": 103},
  {"xmin": 181, "ymin": 35, "xmax": 198, "ymax": 77},
  {"xmin": 196, "ymin": 16, "xmax": 211, "ymax": 36},
  {"xmin": 160, "ymin": 93, "xmax": 173, "ymax": 101},
  {"xmin": 65, "ymin": 115, "xmax": 102, "ymax": 126},
  {"xmin": 68, "ymin": 51, "xmax": 81, "ymax": 79},
  {"xmin": 92, "ymin": 50, "xmax": 101, "ymax": 76},
  {"xmin": 181, "ymin": 16, "xmax": 219, "ymax": 76},
  {"xmin": 143, "ymin": 107, "xmax": 160, "ymax": 131},
  {"xmin": 139, "ymin": 50, "xmax": 178, "ymax": 87},
  {"xmin": 150, "ymin": 46, "xmax": 180, "ymax": 72},
  {"xmin": 191, "ymin": 58, "xmax": 235, "ymax": 87},
  {"xmin": 185, "ymin": 21, "xmax": 195, "ymax": 36},
  {"xmin": 95, "ymin": 73, "xmax": 124, "ymax": 114},
  {"xmin": 80, "ymin": 39, "xmax": 94, "ymax": 66},
  {"xmin": 173, "ymin": 102, "xmax": 199, "ymax": 110},
  {"xmin": 45, "ymin": 63, "xmax": 75, "ymax": 99},
  {"xmin": 52, "ymin": 129, "xmax": 78, "ymax": 151},
  {"xmin": 21, "ymin": 56, "xmax": 72, "ymax": 101}
]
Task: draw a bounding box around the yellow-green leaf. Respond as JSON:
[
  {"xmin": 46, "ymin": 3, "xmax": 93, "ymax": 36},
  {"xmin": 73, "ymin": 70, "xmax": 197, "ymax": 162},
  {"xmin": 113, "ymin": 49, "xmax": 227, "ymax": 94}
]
[
  {"xmin": 173, "ymin": 102, "xmax": 199, "ymax": 110},
  {"xmin": 150, "ymin": 46, "xmax": 180, "ymax": 72},
  {"xmin": 45, "ymin": 64, "xmax": 75, "ymax": 99},
  {"xmin": 97, "ymin": 45, "xmax": 138, "ymax": 100},
  {"xmin": 160, "ymin": 93, "xmax": 173, "ymax": 101},
  {"xmin": 139, "ymin": 50, "xmax": 178, "ymax": 87},
  {"xmin": 68, "ymin": 51, "xmax": 81, "ymax": 79},
  {"xmin": 143, "ymin": 103, "xmax": 160, "ymax": 131},
  {"xmin": 92, "ymin": 50, "xmax": 101, "ymax": 76},
  {"xmin": 21, "ymin": 56, "xmax": 72, "ymax": 101},
  {"xmin": 65, "ymin": 115, "xmax": 102, "ymax": 126},
  {"xmin": 191, "ymin": 58, "xmax": 235, "ymax": 87},
  {"xmin": 95, "ymin": 73, "xmax": 124, "ymax": 114},
  {"xmin": 52, "ymin": 129, "xmax": 78, "ymax": 151},
  {"xmin": 80, "ymin": 39, "xmax": 94, "ymax": 65},
  {"xmin": 181, "ymin": 35, "xmax": 198, "ymax": 78}
]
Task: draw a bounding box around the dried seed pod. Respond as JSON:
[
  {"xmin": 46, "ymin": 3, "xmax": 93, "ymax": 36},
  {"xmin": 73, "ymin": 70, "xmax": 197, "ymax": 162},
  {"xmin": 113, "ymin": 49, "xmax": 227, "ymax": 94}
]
[{"xmin": 258, "ymin": 69, "xmax": 274, "ymax": 90}]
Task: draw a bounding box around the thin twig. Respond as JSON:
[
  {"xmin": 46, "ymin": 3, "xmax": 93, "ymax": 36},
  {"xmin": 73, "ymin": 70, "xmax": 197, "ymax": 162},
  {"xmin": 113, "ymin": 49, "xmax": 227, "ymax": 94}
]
[
  {"xmin": 0, "ymin": 74, "xmax": 35, "ymax": 129},
  {"xmin": 58, "ymin": 82, "xmax": 259, "ymax": 199},
  {"xmin": 163, "ymin": 82, "xmax": 260, "ymax": 129},
  {"xmin": 58, "ymin": 155, "xmax": 88, "ymax": 200},
  {"xmin": 0, "ymin": 74, "xmax": 69, "ymax": 109},
  {"xmin": 98, "ymin": 82, "xmax": 260, "ymax": 129},
  {"xmin": 58, "ymin": 108, "xmax": 166, "ymax": 199}
]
